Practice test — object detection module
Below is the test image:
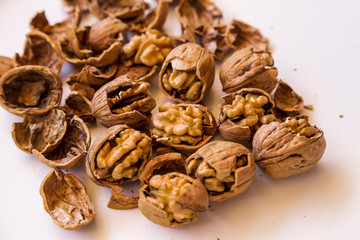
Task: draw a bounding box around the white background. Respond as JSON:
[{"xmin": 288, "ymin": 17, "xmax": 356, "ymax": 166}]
[{"xmin": 0, "ymin": 0, "xmax": 360, "ymax": 239}]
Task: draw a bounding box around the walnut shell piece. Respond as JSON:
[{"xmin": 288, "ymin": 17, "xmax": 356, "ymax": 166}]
[
  {"xmin": 186, "ymin": 140, "xmax": 255, "ymax": 202},
  {"xmin": 0, "ymin": 56, "xmax": 14, "ymax": 77},
  {"xmin": 86, "ymin": 125, "xmax": 152, "ymax": 187},
  {"xmin": 0, "ymin": 65, "xmax": 62, "ymax": 116},
  {"xmin": 32, "ymin": 115, "xmax": 91, "ymax": 168},
  {"xmin": 219, "ymin": 47, "xmax": 278, "ymax": 93},
  {"xmin": 107, "ymin": 186, "xmax": 138, "ymax": 210},
  {"xmin": 218, "ymin": 88, "xmax": 275, "ymax": 146},
  {"xmin": 138, "ymin": 172, "xmax": 208, "ymax": 228},
  {"xmin": 252, "ymin": 116, "xmax": 326, "ymax": 178},
  {"xmin": 12, "ymin": 109, "xmax": 67, "ymax": 154},
  {"xmin": 40, "ymin": 168, "xmax": 95, "ymax": 230},
  {"xmin": 159, "ymin": 43, "xmax": 215, "ymax": 103},
  {"xmin": 61, "ymin": 91, "xmax": 96, "ymax": 124},
  {"xmin": 91, "ymin": 76, "xmax": 156, "ymax": 128},
  {"xmin": 274, "ymin": 80, "xmax": 304, "ymax": 112},
  {"xmin": 199, "ymin": 24, "xmax": 229, "ymax": 61},
  {"xmin": 151, "ymin": 102, "xmax": 217, "ymax": 153}
]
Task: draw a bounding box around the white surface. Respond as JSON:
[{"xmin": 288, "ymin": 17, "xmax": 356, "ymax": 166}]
[{"xmin": 0, "ymin": 0, "xmax": 359, "ymax": 239}]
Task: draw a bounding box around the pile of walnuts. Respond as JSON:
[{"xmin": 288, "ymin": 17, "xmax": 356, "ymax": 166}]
[{"xmin": 0, "ymin": 0, "xmax": 326, "ymax": 230}]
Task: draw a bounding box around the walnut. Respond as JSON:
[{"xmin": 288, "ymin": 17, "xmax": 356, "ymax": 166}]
[
  {"xmin": 122, "ymin": 29, "xmax": 173, "ymax": 66},
  {"xmin": 61, "ymin": 91, "xmax": 96, "ymax": 124},
  {"xmin": 107, "ymin": 186, "xmax": 138, "ymax": 210},
  {"xmin": 0, "ymin": 66, "xmax": 62, "ymax": 116},
  {"xmin": 62, "ymin": 0, "xmax": 89, "ymax": 12},
  {"xmin": 218, "ymin": 88, "xmax": 275, "ymax": 146},
  {"xmin": 32, "ymin": 115, "xmax": 91, "ymax": 168},
  {"xmin": 253, "ymin": 116, "xmax": 326, "ymax": 178},
  {"xmin": 91, "ymin": 76, "xmax": 156, "ymax": 128},
  {"xmin": 86, "ymin": 125, "xmax": 152, "ymax": 187},
  {"xmin": 199, "ymin": 24, "xmax": 229, "ymax": 61},
  {"xmin": 186, "ymin": 141, "xmax": 256, "ymax": 202},
  {"xmin": 220, "ymin": 47, "xmax": 278, "ymax": 93},
  {"xmin": 274, "ymin": 80, "xmax": 304, "ymax": 112},
  {"xmin": 0, "ymin": 56, "xmax": 13, "ymax": 77},
  {"xmin": 159, "ymin": 43, "xmax": 215, "ymax": 103},
  {"xmin": 40, "ymin": 168, "xmax": 95, "ymax": 230},
  {"xmin": 225, "ymin": 19, "xmax": 268, "ymax": 51},
  {"xmin": 151, "ymin": 102, "xmax": 217, "ymax": 153}
]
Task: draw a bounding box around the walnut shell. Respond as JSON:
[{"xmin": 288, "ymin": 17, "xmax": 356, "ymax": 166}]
[
  {"xmin": 253, "ymin": 117, "xmax": 326, "ymax": 178},
  {"xmin": 274, "ymin": 80, "xmax": 303, "ymax": 112},
  {"xmin": 220, "ymin": 47, "xmax": 278, "ymax": 93},
  {"xmin": 107, "ymin": 186, "xmax": 138, "ymax": 210},
  {"xmin": 32, "ymin": 115, "xmax": 91, "ymax": 168},
  {"xmin": 186, "ymin": 140, "xmax": 256, "ymax": 202},
  {"xmin": 218, "ymin": 88, "xmax": 275, "ymax": 146},
  {"xmin": 40, "ymin": 168, "xmax": 95, "ymax": 230},
  {"xmin": 61, "ymin": 91, "xmax": 96, "ymax": 124},
  {"xmin": 91, "ymin": 76, "xmax": 156, "ymax": 128},
  {"xmin": 86, "ymin": 124, "xmax": 152, "ymax": 187},
  {"xmin": 0, "ymin": 56, "xmax": 14, "ymax": 77},
  {"xmin": 159, "ymin": 43, "xmax": 215, "ymax": 103},
  {"xmin": 12, "ymin": 109, "xmax": 67, "ymax": 154},
  {"xmin": 199, "ymin": 24, "xmax": 229, "ymax": 61},
  {"xmin": 0, "ymin": 65, "xmax": 62, "ymax": 116}
]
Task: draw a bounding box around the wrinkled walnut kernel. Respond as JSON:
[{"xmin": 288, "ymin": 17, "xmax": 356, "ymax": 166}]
[{"xmin": 281, "ymin": 117, "xmax": 316, "ymax": 137}]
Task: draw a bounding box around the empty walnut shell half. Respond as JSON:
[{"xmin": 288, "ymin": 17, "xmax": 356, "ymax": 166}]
[
  {"xmin": 218, "ymin": 88, "xmax": 275, "ymax": 146},
  {"xmin": 186, "ymin": 140, "xmax": 256, "ymax": 202},
  {"xmin": 138, "ymin": 171, "xmax": 208, "ymax": 228},
  {"xmin": 159, "ymin": 43, "xmax": 215, "ymax": 103},
  {"xmin": 0, "ymin": 65, "xmax": 62, "ymax": 116},
  {"xmin": 253, "ymin": 116, "xmax": 326, "ymax": 178},
  {"xmin": 62, "ymin": 91, "xmax": 95, "ymax": 124},
  {"xmin": 151, "ymin": 102, "xmax": 217, "ymax": 153},
  {"xmin": 32, "ymin": 115, "xmax": 91, "ymax": 168},
  {"xmin": 12, "ymin": 109, "xmax": 67, "ymax": 154},
  {"xmin": 220, "ymin": 47, "xmax": 278, "ymax": 93},
  {"xmin": 274, "ymin": 80, "xmax": 303, "ymax": 112},
  {"xmin": 40, "ymin": 168, "xmax": 95, "ymax": 230},
  {"xmin": 92, "ymin": 76, "xmax": 156, "ymax": 128},
  {"xmin": 86, "ymin": 124, "xmax": 152, "ymax": 187}
]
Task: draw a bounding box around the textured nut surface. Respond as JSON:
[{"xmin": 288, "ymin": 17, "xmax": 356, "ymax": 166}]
[
  {"xmin": 200, "ymin": 24, "xmax": 229, "ymax": 61},
  {"xmin": 274, "ymin": 80, "xmax": 304, "ymax": 112},
  {"xmin": 61, "ymin": 91, "xmax": 95, "ymax": 124},
  {"xmin": 86, "ymin": 125, "xmax": 152, "ymax": 187},
  {"xmin": 253, "ymin": 116, "xmax": 326, "ymax": 178},
  {"xmin": 220, "ymin": 47, "xmax": 278, "ymax": 93},
  {"xmin": 151, "ymin": 102, "xmax": 216, "ymax": 152},
  {"xmin": 40, "ymin": 168, "xmax": 95, "ymax": 230},
  {"xmin": 159, "ymin": 43, "xmax": 215, "ymax": 103},
  {"xmin": 92, "ymin": 76, "xmax": 156, "ymax": 128},
  {"xmin": 186, "ymin": 140, "xmax": 256, "ymax": 202},
  {"xmin": 0, "ymin": 56, "xmax": 13, "ymax": 77},
  {"xmin": 138, "ymin": 172, "xmax": 208, "ymax": 228}
]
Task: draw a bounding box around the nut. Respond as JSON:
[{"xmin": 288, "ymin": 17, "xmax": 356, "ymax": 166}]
[
  {"xmin": 220, "ymin": 47, "xmax": 278, "ymax": 93},
  {"xmin": 122, "ymin": 29, "xmax": 173, "ymax": 66},
  {"xmin": 40, "ymin": 168, "xmax": 95, "ymax": 230},
  {"xmin": 61, "ymin": 91, "xmax": 96, "ymax": 124},
  {"xmin": 252, "ymin": 116, "xmax": 326, "ymax": 178},
  {"xmin": 186, "ymin": 140, "xmax": 256, "ymax": 202},
  {"xmin": 0, "ymin": 65, "xmax": 62, "ymax": 116},
  {"xmin": 151, "ymin": 102, "xmax": 217, "ymax": 153},
  {"xmin": 107, "ymin": 186, "xmax": 138, "ymax": 210},
  {"xmin": 0, "ymin": 56, "xmax": 13, "ymax": 77},
  {"xmin": 86, "ymin": 125, "xmax": 152, "ymax": 187},
  {"xmin": 274, "ymin": 80, "xmax": 304, "ymax": 112},
  {"xmin": 159, "ymin": 43, "xmax": 215, "ymax": 103},
  {"xmin": 218, "ymin": 88, "xmax": 275, "ymax": 146},
  {"xmin": 91, "ymin": 76, "xmax": 156, "ymax": 128},
  {"xmin": 199, "ymin": 24, "xmax": 229, "ymax": 61}
]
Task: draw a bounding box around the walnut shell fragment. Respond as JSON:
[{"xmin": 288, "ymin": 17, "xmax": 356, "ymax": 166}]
[
  {"xmin": 274, "ymin": 80, "xmax": 303, "ymax": 112},
  {"xmin": 186, "ymin": 140, "xmax": 255, "ymax": 202},
  {"xmin": 225, "ymin": 19, "xmax": 268, "ymax": 51},
  {"xmin": 40, "ymin": 168, "xmax": 95, "ymax": 230},
  {"xmin": 12, "ymin": 109, "xmax": 67, "ymax": 154},
  {"xmin": 0, "ymin": 56, "xmax": 14, "ymax": 77},
  {"xmin": 151, "ymin": 102, "xmax": 217, "ymax": 153},
  {"xmin": 138, "ymin": 171, "xmax": 208, "ymax": 228},
  {"xmin": 32, "ymin": 115, "xmax": 91, "ymax": 168},
  {"xmin": 86, "ymin": 124, "xmax": 152, "ymax": 187},
  {"xmin": 218, "ymin": 88, "xmax": 275, "ymax": 146},
  {"xmin": 159, "ymin": 43, "xmax": 215, "ymax": 103},
  {"xmin": 61, "ymin": 91, "xmax": 96, "ymax": 124},
  {"xmin": 0, "ymin": 65, "xmax": 62, "ymax": 116},
  {"xmin": 62, "ymin": 0, "xmax": 89, "ymax": 12},
  {"xmin": 92, "ymin": 76, "xmax": 156, "ymax": 128},
  {"xmin": 14, "ymin": 30, "xmax": 63, "ymax": 73},
  {"xmin": 253, "ymin": 116, "xmax": 326, "ymax": 178},
  {"xmin": 107, "ymin": 186, "xmax": 138, "ymax": 210},
  {"xmin": 220, "ymin": 47, "xmax": 278, "ymax": 93},
  {"xmin": 199, "ymin": 24, "xmax": 229, "ymax": 61}
]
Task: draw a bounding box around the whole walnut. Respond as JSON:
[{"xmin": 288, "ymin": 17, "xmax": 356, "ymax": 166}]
[{"xmin": 253, "ymin": 116, "xmax": 326, "ymax": 178}]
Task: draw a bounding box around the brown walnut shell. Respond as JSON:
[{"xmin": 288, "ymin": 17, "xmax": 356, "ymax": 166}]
[
  {"xmin": 218, "ymin": 88, "xmax": 275, "ymax": 146},
  {"xmin": 107, "ymin": 185, "xmax": 138, "ymax": 210},
  {"xmin": 12, "ymin": 109, "xmax": 67, "ymax": 154},
  {"xmin": 0, "ymin": 56, "xmax": 14, "ymax": 77},
  {"xmin": 0, "ymin": 65, "xmax": 62, "ymax": 116},
  {"xmin": 40, "ymin": 168, "xmax": 95, "ymax": 230},
  {"xmin": 159, "ymin": 43, "xmax": 215, "ymax": 103},
  {"xmin": 86, "ymin": 124, "xmax": 152, "ymax": 187},
  {"xmin": 62, "ymin": 0, "xmax": 89, "ymax": 12},
  {"xmin": 91, "ymin": 76, "xmax": 156, "ymax": 128},
  {"xmin": 274, "ymin": 80, "xmax": 304, "ymax": 112},
  {"xmin": 199, "ymin": 24, "xmax": 229, "ymax": 61},
  {"xmin": 220, "ymin": 47, "xmax": 278, "ymax": 93},
  {"xmin": 61, "ymin": 91, "xmax": 96, "ymax": 124},
  {"xmin": 186, "ymin": 140, "xmax": 256, "ymax": 202},
  {"xmin": 253, "ymin": 117, "xmax": 326, "ymax": 178},
  {"xmin": 32, "ymin": 115, "xmax": 91, "ymax": 168}
]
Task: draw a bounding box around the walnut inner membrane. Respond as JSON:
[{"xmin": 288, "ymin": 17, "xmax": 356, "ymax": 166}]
[{"xmin": 281, "ymin": 117, "xmax": 316, "ymax": 137}]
